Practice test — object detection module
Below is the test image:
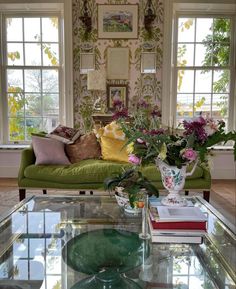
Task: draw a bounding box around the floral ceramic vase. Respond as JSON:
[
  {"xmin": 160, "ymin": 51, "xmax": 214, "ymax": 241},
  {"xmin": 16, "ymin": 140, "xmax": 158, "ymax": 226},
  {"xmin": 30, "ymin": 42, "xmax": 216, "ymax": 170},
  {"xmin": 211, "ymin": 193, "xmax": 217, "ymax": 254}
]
[{"xmin": 156, "ymin": 158, "xmax": 198, "ymax": 206}]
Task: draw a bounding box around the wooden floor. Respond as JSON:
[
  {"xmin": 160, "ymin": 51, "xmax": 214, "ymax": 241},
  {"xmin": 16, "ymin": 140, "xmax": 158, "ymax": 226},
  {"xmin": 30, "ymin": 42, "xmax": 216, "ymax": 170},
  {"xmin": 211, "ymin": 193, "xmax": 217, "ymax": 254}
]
[{"xmin": 0, "ymin": 178, "xmax": 235, "ymax": 226}]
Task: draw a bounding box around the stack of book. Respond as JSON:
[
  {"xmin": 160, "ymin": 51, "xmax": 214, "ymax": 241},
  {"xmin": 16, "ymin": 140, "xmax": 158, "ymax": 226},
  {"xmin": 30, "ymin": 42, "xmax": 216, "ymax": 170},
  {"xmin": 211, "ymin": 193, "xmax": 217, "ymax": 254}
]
[{"xmin": 148, "ymin": 203, "xmax": 207, "ymax": 244}]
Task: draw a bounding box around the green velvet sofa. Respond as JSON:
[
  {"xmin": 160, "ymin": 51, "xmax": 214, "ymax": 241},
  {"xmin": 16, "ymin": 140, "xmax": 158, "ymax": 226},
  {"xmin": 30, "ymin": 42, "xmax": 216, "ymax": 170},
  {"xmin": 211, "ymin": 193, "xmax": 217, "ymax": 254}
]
[{"xmin": 18, "ymin": 147, "xmax": 211, "ymax": 201}]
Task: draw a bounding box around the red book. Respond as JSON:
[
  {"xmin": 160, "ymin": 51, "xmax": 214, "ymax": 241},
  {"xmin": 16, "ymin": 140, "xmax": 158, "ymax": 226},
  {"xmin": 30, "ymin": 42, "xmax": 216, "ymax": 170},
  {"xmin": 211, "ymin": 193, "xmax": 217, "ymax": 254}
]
[{"xmin": 150, "ymin": 219, "xmax": 207, "ymax": 231}]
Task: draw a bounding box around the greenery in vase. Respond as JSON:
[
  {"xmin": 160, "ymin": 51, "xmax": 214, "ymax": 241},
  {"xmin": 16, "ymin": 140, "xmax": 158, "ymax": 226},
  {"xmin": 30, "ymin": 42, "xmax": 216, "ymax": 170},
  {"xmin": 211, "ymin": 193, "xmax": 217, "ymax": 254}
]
[
  {"xmin": 104, "ymin": 167, "xmax": 159, "ymax": 208},
  {"xmin": 112, "ymin": 99, "xmax": 236, "ymax": 168}
]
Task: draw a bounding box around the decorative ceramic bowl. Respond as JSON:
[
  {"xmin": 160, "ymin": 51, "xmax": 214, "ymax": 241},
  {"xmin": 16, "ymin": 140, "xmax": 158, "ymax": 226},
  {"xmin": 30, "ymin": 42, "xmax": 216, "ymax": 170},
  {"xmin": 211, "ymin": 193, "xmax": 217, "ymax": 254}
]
[
  {"xmin": 115, "ymin": 191, "xmax": 130, "ymax": 208},
  {"xmin": 114, "ymin": 187, "xmax": 143, "ymax": 214}
]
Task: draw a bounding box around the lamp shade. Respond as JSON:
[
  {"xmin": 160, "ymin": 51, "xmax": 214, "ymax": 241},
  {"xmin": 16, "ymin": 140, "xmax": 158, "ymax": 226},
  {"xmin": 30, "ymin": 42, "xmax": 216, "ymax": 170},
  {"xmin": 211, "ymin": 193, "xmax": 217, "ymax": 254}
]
[{"xmin": 87, "ymin": 70, "xmax": 106, "ymax": 91}]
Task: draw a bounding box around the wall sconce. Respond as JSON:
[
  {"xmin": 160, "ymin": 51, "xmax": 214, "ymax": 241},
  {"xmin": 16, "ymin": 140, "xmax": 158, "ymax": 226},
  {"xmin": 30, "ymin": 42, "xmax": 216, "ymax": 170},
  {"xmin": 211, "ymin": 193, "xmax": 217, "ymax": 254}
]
[
  {"xmin": 144, "ymin": 0, "xmax": 156, "ymax": 32},
  {"xmin": 79, "ymin": 0, "xmax": 92, "ymax": 33}
]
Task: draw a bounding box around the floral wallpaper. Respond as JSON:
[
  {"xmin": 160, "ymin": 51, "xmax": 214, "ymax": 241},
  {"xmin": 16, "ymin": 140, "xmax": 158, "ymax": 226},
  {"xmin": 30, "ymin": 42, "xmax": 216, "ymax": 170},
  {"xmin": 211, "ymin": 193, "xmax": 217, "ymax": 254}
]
[{"xmin": 72, "ymin": 0, "xmax": 164, "ymax": 130}]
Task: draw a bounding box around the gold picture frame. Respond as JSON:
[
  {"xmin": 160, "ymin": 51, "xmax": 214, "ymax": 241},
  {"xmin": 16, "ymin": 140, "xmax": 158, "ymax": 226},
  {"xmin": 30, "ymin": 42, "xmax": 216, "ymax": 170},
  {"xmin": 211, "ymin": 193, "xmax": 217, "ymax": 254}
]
[
  {"xmin": 107, "ymin": 84, "xmax": 128, "ymax": 111},
  {"xmin": 98, "ymin": 4, "xmax": 138, "ymax": 39}
]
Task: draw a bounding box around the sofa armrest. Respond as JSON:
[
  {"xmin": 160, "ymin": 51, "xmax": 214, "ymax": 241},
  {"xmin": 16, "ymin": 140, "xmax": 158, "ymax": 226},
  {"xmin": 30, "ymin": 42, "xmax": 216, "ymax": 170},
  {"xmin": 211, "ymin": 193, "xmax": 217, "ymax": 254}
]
[{"xmin": 18, "ymin": 147, "xmax": 36, "ymax": 184}]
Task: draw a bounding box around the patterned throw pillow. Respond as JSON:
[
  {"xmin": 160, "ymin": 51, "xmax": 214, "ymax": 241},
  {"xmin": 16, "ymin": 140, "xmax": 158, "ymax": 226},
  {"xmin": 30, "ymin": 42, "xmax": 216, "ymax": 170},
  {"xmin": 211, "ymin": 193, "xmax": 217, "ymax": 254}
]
[
  {"xmin": 65, "ymin": 132, "xmax": 101, "ymax": 163},
  {"xmin": 48, "ymin": 125, "xmax": 81, "ymax": 144}
]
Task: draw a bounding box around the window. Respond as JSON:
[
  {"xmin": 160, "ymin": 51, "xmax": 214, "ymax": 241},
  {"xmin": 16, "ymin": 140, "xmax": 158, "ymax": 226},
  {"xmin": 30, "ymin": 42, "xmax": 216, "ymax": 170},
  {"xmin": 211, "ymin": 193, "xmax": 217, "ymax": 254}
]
[
  {"xmin": 162, "ymin": 1, "xmax": 236, "ymax": 132},
  {"xmin": 174, "ymin": 16, "xmax": 234, "ymax": 130},
  {"xmin": 1, "ymin": 15, "xmax": 60, "ymax": 143},
  {"xmin": 0, "ymin": 2, "xmax": 73, "ymax": 145}
]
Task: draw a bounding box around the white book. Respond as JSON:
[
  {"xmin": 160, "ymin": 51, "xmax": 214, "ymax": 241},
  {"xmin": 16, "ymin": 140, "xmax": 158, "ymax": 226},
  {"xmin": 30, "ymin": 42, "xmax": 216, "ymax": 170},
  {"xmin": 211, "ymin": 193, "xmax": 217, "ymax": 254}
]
[
  {"xmin": 150, "ymin": 229, "xmax": 206, "ymax": 236},
  {"xmin": 156, "ymin": 206, "xmax": 207, "ymax": 222},
  {"xmin": 151, "ymin": 234, "xmax": 203, "ymax": 244}
]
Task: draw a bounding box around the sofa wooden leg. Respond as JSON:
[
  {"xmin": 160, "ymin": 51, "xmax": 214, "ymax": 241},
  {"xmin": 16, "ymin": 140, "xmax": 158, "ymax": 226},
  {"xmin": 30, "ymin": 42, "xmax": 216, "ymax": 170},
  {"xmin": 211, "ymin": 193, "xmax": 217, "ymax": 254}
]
[
  {"xmin": 185, "ymin": 190, "xmax": 189, "ymax": 196},
  {"xmin": 19, "ymin": 189, "xmax": 26, "ymax": 201},
  {"xmin": 43, "ymin": 189, "xmax": 47, "ymax": 195},
  {"xmin": 203, "ymin": 190, "xmax": 210, "ymax": 202}
]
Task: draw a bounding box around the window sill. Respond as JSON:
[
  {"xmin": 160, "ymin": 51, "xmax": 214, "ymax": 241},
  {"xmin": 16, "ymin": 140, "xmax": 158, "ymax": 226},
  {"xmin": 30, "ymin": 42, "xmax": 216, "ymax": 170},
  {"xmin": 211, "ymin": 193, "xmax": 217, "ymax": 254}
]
[
  {"xmin": 210, "ymin": 146, "xmax": 234, "ymax": 151},
  {"xmin": 0, "ymin": 145, "xmax": 29, "ymax": 150}
]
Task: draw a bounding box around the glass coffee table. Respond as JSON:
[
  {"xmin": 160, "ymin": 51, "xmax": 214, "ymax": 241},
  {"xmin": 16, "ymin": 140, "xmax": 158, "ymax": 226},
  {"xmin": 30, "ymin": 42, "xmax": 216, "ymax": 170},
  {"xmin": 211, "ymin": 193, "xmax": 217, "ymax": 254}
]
[{"xmin": 0, "ymin": 195, "xmax": 235, "ymax": 289}]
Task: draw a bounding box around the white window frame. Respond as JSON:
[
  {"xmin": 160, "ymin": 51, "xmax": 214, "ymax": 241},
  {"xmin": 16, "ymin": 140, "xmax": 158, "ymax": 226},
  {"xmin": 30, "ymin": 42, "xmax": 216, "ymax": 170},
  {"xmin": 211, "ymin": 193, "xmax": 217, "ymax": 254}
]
[
  {"xmin": 0, "ymin": 0, "xmax": 73, "ymax": 145},
  {"xmin": 162, "ymin": 0, "xmax": 236, "ymax": 132}
]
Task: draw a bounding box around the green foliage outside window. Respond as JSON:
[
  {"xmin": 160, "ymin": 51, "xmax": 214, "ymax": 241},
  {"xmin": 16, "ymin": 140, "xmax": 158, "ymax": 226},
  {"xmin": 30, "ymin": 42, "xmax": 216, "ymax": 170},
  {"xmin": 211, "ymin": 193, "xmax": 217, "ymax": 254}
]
[{"xmin": 177, "ymin": 18, "xmax": 231, "ymax": 121}]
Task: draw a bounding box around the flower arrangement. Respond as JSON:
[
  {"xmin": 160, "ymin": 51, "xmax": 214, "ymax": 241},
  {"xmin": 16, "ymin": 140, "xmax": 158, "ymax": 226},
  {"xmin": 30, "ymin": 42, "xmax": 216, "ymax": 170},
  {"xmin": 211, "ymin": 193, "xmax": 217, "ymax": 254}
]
[{"xmin": 113, "ymin": 99, "xmax": 236, "ymax": 168}]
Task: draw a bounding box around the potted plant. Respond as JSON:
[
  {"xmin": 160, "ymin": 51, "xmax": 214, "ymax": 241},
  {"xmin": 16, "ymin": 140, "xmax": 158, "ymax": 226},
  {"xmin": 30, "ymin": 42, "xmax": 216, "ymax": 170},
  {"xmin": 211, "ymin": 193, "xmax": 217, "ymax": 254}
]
[{"xmin": 104, "ymin": 168, "xmax": 159, "ymax": 210}]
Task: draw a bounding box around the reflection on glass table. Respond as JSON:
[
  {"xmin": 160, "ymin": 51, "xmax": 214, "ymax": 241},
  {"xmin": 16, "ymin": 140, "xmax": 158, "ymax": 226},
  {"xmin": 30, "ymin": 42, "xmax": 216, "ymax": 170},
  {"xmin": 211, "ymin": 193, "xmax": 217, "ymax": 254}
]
[{"xmin": 0, "ymin": 195, "xmax": 235, "ymax": 289}]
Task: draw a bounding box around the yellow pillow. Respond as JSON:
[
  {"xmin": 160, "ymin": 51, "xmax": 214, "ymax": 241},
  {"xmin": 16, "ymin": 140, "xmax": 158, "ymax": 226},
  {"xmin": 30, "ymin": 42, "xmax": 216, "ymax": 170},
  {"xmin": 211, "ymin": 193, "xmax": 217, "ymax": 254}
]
[
  {"xmin": 100, "ymin": 136, "xmax": 129, "ymax": 162},
  {"xmin": 103, "ymin": 121, "xmax": 126, "ymax": 140}
]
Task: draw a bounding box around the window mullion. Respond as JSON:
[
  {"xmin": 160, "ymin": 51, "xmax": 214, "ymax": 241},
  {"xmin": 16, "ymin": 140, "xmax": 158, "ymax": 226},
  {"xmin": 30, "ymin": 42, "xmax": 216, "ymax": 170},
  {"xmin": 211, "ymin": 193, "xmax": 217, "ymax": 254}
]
[
  {"xmin": 1, "ymin": 15, "xmax": 8, "ymax": 144},
  {"xmin": 193, "ymin": 17, "xmax": 197, "ymax": 118},
  {"xmin": 22, "ymin": 16, "xmax": 26, "ymax": 143}
]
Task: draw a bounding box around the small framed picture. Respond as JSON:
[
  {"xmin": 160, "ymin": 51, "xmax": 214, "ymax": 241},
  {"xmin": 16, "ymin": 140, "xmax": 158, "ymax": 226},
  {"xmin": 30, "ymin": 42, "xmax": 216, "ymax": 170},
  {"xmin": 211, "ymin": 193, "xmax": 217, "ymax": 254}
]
[
  {"xmin": 98, "ymin": 4, "xmax": 138, "ymax": 39},
  {"xmin": 107, "ymin": 84, "xmax": 128, "ymax": 111},
  {"xmin": 141, "ymin": 52, "xmax": 156, "ymax": 74},
  {"xmin": 107, "ymin": 47, "xmax": 129, "ymax": 80},
  {"xmin": 80, "ymin": 53, "xmax": 95, "ymax": 74}
]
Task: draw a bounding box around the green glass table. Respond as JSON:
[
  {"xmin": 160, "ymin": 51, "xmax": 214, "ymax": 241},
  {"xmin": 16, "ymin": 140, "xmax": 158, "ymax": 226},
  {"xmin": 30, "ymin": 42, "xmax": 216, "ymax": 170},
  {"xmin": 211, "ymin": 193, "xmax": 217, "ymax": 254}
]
[{"xmin": 0, "ymin": 195, "xmax": 235, "ymax": 289}]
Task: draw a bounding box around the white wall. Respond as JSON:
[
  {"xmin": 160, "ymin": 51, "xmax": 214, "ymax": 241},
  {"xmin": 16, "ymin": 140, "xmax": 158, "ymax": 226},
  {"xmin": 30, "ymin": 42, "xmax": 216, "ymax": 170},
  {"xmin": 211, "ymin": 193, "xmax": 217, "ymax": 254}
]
[
  {"xmin": 0, "ymin": 150, "xmax": 22, "ymax": 178},
  {"xmin": 0, "ymin": 149, "xmax": 235, "ymax": 179}
]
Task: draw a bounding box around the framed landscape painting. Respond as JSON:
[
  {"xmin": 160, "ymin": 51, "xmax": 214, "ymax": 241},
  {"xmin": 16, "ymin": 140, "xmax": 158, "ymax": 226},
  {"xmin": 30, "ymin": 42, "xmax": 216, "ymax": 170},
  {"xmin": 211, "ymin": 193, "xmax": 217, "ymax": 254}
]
[
  {"xmin": 107, "ymin": 84, "xmax": 128, "ymax": 111},
  {"xmin": 98, "ymin": 4, "xmax": 138, "ymax": 39}
]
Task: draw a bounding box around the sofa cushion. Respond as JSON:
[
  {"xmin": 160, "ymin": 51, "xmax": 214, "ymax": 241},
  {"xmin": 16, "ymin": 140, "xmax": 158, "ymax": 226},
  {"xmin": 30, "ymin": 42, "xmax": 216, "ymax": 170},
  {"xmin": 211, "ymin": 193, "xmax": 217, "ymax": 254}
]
[
  {"xmin": 48, "ymin": 124, "xmax": 81, "ymax": 144},
  {"xmin": 66, "ymin": 133, "xmax": 101, "ymax": 163},
  {"xmin": 24, "ymin": 159, "xmax": 130, "ymax": 184},
  {"xmin": 32, "ymin": 136, "xmax": 70, "ymax": 165},
  {"xmin": 24, "ymin": 160, "xmax": 204, "ymax": 184}
]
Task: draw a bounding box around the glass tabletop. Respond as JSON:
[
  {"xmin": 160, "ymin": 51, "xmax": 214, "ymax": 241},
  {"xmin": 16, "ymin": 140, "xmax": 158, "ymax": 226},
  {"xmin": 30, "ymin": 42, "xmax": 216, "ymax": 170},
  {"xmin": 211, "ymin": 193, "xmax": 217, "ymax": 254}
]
[{"xmin": 0, "ymin": 195, "xmax": 235, "ymax": 289}]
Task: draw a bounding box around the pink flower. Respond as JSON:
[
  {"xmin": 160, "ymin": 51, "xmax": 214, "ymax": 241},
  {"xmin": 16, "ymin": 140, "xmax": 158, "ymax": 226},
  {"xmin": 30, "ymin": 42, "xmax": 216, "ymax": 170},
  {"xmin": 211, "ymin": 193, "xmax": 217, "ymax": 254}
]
[
  {"xmin": 128, "ymin": 154, "xmax": 141, "ymax": 165},
  {"xmin": 182, "ymin": 148, "xmax": 197, "ymax": 162},
  {"xmin": 204, "ymin": 118, "xmax": 218, "ymax": 136},
  {"xmin": 137, "ymin": 138, "xmax": 145, "ymax": 144}
]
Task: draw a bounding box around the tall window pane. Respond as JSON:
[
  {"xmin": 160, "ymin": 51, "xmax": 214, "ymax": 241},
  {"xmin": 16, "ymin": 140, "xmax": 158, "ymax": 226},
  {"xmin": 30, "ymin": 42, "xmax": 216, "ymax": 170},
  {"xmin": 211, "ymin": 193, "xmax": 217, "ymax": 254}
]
[
  {"xmin": 6, "ymin": 16, "xmax": 60, "ymax": 142},
  {"xmin": 176, "ymin": 17, "xmax": 231, "ymax": 128}
]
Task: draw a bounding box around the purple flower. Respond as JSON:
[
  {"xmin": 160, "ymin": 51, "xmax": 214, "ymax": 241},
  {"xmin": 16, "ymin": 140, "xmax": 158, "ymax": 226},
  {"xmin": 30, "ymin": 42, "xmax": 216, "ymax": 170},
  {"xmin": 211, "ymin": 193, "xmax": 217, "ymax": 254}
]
[
  {"xmin": 151, "ymin": 106, "xmax": 161, "ymax": 118},
  {"xmin": 149, "ymin": 129, "xmax": 165, "ymax": 135},
  {"xmin": 128, "ymin": 154, "xmax": 141, "ymax": 165},
  {"xmin": 195, "ymin": 116, "xmax": 207, "ymax": 125},
  {"xmin": 183, "ymin": 118, "xmax": 208, "ymax": 142},
  {"xmin": 112, "ymin": 109, "xmax": 129, "ymax": 120},
  {"xmin": 182, "ymin": 148, "xmax": 197, "ymax": 162},
  {"xmin": 137, "ymin": 99, "xmax": 149, "ymax": 109},
  {"xmin": 113, "ymin": 99, "xmax": 123, "ymax": 109}
]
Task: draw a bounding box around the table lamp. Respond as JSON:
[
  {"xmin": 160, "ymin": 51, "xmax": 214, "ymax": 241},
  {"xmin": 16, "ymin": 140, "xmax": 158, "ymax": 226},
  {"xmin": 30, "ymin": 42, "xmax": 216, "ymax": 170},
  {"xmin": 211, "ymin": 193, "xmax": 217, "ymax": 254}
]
[{"xmin": 87, "ymin": 69, "xmax": 106, "ymax": 111}]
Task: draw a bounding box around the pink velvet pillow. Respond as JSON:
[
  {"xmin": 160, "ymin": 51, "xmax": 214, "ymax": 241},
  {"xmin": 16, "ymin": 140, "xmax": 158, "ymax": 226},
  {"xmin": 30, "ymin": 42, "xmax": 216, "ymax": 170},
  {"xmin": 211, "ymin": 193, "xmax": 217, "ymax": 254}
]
[{"xmin": 32, "ymin": 136, "xmax": 71, "ymax": 165}]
